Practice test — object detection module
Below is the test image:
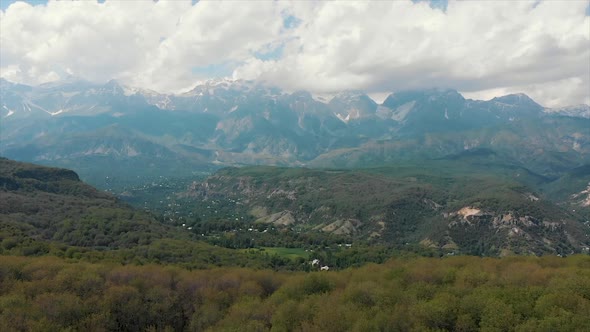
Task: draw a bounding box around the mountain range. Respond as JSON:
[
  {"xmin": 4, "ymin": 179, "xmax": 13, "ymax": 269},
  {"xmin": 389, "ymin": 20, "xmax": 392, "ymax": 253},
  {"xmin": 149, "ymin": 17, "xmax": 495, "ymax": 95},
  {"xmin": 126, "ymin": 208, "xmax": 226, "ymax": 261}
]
[{"xmin": 1, "ymin": 77, "xmax": 589, "ymax": 183}]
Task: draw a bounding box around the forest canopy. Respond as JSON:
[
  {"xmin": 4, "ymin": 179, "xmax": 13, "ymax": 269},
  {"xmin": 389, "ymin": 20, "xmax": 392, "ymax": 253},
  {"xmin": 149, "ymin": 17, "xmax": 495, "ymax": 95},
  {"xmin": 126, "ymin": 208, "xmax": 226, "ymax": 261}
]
[{"xmin": 1, "ymin": 255, "xmax": 589, "ymax": 331}]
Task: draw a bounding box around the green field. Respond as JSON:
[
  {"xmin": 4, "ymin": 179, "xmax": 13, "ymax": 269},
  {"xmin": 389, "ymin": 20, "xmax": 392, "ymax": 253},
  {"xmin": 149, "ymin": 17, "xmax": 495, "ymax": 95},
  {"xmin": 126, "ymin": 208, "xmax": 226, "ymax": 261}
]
[{"xmin": 245, "ymin": 247, "xmax": 310, "ymax": 260}]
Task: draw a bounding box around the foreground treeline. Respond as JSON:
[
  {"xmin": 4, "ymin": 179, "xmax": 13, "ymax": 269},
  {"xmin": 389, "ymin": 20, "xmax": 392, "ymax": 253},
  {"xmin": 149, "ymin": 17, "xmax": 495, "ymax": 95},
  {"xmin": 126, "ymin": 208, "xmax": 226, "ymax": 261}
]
[{"xmin": 1, "ymin": 255, "xmax": 589, "ymax": 332}]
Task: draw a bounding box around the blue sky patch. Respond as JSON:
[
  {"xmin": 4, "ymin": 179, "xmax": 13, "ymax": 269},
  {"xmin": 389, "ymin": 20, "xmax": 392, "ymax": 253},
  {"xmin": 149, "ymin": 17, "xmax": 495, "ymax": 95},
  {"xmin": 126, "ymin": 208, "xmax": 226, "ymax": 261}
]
[
  {"xmin": 283, "ymin": 14, "xmax": 301, "ymax": 29},
  {"xmin": 1, "ymin": 0, "xmax": 46, "ymax": 10},
  {"xmin": 254, "ymin": 44, "xmax": 284, "ymax": 61},
  {"xmin": 412, "ymin": 0, "xmax": 448, "ymax": 12}
]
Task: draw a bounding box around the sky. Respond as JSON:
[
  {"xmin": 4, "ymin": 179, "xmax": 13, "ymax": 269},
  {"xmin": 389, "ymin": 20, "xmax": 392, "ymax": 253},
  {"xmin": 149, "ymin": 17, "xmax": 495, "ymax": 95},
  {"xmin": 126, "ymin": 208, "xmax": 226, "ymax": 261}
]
[{"xmin": 0, "ymin": 0, "xmax": 589, "ymax": 107}]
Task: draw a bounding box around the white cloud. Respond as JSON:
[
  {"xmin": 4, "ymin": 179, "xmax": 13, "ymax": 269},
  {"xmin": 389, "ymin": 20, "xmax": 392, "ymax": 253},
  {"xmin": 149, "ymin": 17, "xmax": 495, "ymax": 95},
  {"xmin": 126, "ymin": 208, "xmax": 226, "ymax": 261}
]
[
  {"xmin": 235, "ymin": 0, "xmax": 590, "ymax": 107},
  {"xmin": 1, "ymin": 0, "xmax": 588, "ymax": 106},
  {"xmin": 0, "ymin": 0, "xmax": 285, "ymax": 92}
]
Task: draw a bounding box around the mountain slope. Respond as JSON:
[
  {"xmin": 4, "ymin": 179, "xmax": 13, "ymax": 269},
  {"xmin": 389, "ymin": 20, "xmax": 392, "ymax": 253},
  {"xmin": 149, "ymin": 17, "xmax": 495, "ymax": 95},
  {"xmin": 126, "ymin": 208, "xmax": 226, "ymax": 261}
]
[
  {"xmin": 180, "ymin": 163, "xmax": 590, "ymax": 256},
  {"xmin": 0, "ymin": 157, "xmax": 178, "ymax": 250},
  {"xmin": 542, "ymin": 164, "xmax": 590, "ymax": 220}
]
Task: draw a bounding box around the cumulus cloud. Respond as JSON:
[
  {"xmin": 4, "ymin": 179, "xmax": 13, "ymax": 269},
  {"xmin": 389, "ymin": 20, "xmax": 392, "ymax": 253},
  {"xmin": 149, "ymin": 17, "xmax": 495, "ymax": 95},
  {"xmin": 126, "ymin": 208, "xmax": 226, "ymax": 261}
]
[
  {"xmin": 0, "ymin": 0, "xmax": 285, "ymax": 92},
  {"xmin": 235, "ymin": 0, "xmax": 590, "ymax": 107},
  {"xmin": 1, "ymin": 0, "xmax": 588, "ymax": 106}
]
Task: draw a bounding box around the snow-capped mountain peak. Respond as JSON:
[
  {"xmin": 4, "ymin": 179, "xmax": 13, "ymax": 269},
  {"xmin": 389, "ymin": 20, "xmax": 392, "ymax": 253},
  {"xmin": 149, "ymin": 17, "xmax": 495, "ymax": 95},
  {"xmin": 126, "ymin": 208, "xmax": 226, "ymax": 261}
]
[{"xmin": 544, "ymin": 104, "xmax": 590, "ymax": 119}]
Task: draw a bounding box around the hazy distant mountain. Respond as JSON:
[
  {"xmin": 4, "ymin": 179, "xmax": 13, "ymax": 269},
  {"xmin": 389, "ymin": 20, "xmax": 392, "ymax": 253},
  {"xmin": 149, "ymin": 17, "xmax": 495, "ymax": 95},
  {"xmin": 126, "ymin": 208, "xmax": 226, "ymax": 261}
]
[{"xmin": 1, "ymin": 78, "xmax": 589, "ymax": 181}]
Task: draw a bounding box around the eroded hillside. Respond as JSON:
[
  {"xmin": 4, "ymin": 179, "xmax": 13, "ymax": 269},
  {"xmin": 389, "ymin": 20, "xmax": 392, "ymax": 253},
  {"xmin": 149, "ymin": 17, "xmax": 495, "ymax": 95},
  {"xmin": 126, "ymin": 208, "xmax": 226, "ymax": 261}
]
[{"xmin": 181, "ymin": 164, "xmax": 590, "ymax": 256}]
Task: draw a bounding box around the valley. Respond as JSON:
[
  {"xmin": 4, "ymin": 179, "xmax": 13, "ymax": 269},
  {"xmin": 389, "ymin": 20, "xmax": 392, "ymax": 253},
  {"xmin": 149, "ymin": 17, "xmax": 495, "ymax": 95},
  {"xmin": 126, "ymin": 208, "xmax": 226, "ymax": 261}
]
[
  {"xmin": 109, "ymin": 160, "xmax": 590, "ymax": 257},
  {"xmin": 1, "ymin": 159, "xmax": 589, "ymax": 330},
  {"xmin": 2, "ymin": 77, "xmax": 589, "ymax": 259}
]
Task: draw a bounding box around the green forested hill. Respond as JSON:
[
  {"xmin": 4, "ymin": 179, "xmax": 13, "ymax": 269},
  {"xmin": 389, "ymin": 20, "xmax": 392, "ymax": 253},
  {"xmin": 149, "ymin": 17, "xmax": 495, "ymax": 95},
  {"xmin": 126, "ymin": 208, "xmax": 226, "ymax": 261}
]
[
  {"xmin": 542, "ymin": 164, "xmax": 590, "ymax": 219},
  {"xmin": 3, "ymin": 156, "xmax": 586, "ymax": 260},
  {"xmin": 0, "ymin": 157, "xmax": 182, "ymax": 253},
  {"xmin": 181, "ymin": 161, "xmax": 590, "ymax": 256},
  {"xmin": 0, "ymin": 158, "xmax": 332, "ymax": 270}
]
